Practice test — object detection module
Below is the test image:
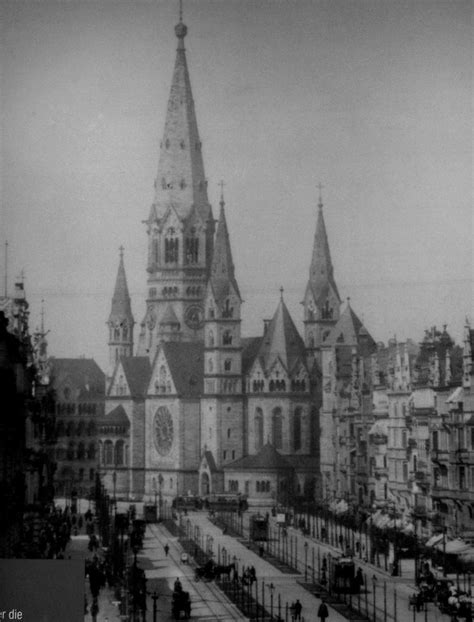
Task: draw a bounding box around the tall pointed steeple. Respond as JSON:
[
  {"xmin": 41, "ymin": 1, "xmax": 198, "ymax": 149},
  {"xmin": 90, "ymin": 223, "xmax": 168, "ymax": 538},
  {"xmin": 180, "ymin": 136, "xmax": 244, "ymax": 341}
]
[
  {"xmin": 138, "ymin": 11, "xmax": 215, "ymax": 357},
  {"xmin": 151, "ymin": 11, "xmax": 211, "ymax": 223},
  {"xmin": 303, "ymin": 185, "xmax": 341, "ymax": 363},
  {"xmin": 108, "ymin": 246, "xmax": 135, "ymax": 372},
  {"xmin": 209, "ymin": 183, "xmax": 241, "ymax": 304}
]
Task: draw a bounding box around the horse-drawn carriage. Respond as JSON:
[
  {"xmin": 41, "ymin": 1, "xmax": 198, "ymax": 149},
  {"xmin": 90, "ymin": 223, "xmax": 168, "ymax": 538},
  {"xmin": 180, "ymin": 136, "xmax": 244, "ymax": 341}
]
[
  {"xmin": 171, "ymin": 589, "xmax": 191, "ymax": 620},
  {"xmin": 194, "ymin": 559, "xmax": 235, "ymax": 582}
]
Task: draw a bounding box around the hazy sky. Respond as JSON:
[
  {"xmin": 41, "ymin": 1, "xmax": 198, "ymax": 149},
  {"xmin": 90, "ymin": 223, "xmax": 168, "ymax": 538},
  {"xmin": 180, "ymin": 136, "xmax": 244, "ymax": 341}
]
[{"xmin": 1, "ymin": 0, "xmax": 472, "ymax": 372}]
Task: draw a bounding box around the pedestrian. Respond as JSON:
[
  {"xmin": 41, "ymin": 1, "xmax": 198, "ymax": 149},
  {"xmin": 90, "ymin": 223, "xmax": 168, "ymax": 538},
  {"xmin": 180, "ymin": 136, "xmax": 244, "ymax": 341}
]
[
  {"xmin": 164, "ymin": 543, "xmax": 170, "ymax": 556},
  {"xmin": 294, "ymin": 599, "xmax": 302, "ymax": 620},
  {"xmin": 318, "ymin": 599, "xmax": 329, "ymax": 621}
]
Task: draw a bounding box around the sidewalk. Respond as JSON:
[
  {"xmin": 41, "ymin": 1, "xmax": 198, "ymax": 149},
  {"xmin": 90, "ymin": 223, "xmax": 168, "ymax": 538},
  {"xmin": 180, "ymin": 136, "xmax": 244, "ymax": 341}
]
[{"xmin": 66, "ymin": 534, "xmax": 123, "ymax": 621}]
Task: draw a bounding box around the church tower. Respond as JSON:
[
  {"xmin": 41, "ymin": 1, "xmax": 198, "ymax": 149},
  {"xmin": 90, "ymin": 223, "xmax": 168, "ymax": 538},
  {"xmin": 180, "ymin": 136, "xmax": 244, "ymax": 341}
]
[
  {"xmin": 200, "ymin": 186, "xmax": 244, "ymax": 482},
  {"xmin": 303, "ymin": 187, "xmax": 341, "ymax": 365},
  {"xmin": 107, "ymin": 246, "xmax": 134, "ymax": 374},
  {"xmin": 137, "ymin": 12, "xmax": 214, "ymax": 358}
]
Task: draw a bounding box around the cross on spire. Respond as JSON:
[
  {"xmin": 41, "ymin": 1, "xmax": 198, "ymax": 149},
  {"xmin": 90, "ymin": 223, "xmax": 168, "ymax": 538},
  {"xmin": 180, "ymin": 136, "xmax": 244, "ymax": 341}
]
[
  {"xmin": 179, "ymin": 0, "xmax": 183, "ymax": 23},
  {"xmin": 280, "ymin": 286, "xmax": 284, "ymax": 300},
  {"xmin": 119, "ymin": 245, "xmax": 124, "ymax": 259},
  {"xmin": 219, "ymin": 180, "xmax": 225, "ymax": 207},
  {"xmin": 317, "ymin": 182, "xmax": 324, "ymax": 209}
]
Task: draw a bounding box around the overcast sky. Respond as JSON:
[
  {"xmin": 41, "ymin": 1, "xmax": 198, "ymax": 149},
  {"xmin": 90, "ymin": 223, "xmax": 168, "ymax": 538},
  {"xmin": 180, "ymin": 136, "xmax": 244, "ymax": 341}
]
[{"xmin": 1, "ymin": 0, "xmax": 472, "ymax": 372}]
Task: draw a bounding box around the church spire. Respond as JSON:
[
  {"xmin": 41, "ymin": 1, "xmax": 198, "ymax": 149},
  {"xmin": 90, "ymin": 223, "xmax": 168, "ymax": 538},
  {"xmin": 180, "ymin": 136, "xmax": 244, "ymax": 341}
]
[
  {"xmin": 210, "ymin": 182, "xmax": 241, "ymax": 302},
  {"xmin": 303, "ymin": 185, "xmax": 341, "ymax": 361},
  {"xmin": 108, "ymin": 246, "xmax": 134, "ymax": 372},
  {"xmin": 150, "ymin": 10, "xmax": 211, "ymax": 224},
  {"xmin": 309, "ymin": 185, "xmax": 339, "ymax": 300}
]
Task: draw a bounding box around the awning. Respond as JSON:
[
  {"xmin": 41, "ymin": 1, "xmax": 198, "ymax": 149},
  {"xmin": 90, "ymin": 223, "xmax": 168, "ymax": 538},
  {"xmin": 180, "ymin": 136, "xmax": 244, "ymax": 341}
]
[
  {"xmin": 368, "ymin": 420, "xmax": 388, "ymax": 436},
  {"xmin": 425, "ymin": 534, "xmax": 444, "ymax": 548},
  {"xmin": 434, "ymin": 538, "xmax": 471, "ymax": 554},
  {"xmin": 446, "ymin": 386, "xmax": 463, "ymax": 404},
  {"xmin": 459, "ymin": 548, "xmax": 474, "ymax": 562}
]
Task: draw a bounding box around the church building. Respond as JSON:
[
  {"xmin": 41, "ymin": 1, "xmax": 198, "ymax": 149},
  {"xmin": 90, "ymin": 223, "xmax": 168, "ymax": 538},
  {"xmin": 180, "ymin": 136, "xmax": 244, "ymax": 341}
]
[{"xmin": 99, "ymin": 11, "xmax": 363, "ymax": 510}]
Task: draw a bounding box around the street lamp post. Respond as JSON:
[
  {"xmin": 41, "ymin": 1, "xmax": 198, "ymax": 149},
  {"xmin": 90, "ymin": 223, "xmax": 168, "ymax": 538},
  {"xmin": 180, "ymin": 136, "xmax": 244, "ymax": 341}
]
[
  {"xmin": 304, "ymin": 541, "xmax": 308, "ymax": 582},
  {"xmin": 268, "ymin": 583, "xmax": 275, "ymax": 620}
]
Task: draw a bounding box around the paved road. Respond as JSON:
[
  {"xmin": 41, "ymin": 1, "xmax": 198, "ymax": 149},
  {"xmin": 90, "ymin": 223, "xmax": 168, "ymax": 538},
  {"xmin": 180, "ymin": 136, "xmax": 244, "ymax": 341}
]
[
  {"xmin": 143, "ymin": 521, "xmax": 247, "ymax": 621},
  {"xmin": 184, "ymin": 511, "xmax": 350, "ymax": 622}
]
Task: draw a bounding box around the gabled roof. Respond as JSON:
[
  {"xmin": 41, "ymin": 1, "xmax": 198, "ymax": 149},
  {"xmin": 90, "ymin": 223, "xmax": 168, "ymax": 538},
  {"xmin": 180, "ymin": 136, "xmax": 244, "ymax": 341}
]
[
  {"xmin": 98, "ymin": 404, "xmax": 130, "ymax": 428},
  {"xmin": 149, "ymin": 17, "xmax": 212, "ymax": 225},
  {"xmin": 160, "ymin": 341, "xmax": 204, "ymax": 398},
  {"xmin": 224, "ymin": 444, "xmax": 293, "ymax": 471},
  {"xmin": 325, "ymin": 301, "xmax": 376, "ymax": 354},
  {"xmin": 160, "ymin": 304, "xmax": 180, "ymax": 326},
  {"xmin": 255, "ymin": 296, "xmax": 306, "ymax": 374},
  {"xmin": 50, "ymin": 358, "xmax": 105, "ymax": 399},
  {"xmin": 109, "ymin": 249, "xmax": 134, "ymax": 323},
  {"xmin": 203, "ymin": 450, "xmax": 218, "ymax": 473},
  {"xmin": 209, "ymin": 199, "xmax": 241, "ymax": 303},
  {"xmin": 121, "ymin": 357, "xmax": 151, "ymax": 398}
]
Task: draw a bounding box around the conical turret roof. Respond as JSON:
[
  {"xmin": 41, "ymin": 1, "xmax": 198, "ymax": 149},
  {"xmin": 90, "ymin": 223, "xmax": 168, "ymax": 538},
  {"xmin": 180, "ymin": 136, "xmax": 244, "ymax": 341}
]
[
  {"xmin": 257, "ymin": 293, "xmax": 306, "ymax": 373},
  {"xmin": 151, "ymin": 17, "xmax": 212, "ymax": 224},
  {"xmin": 209, "ymin": 194, "xmax": 241, "ymax": 303},
  {"xmin": 109, "ymin": 248, "xmax": 133, "ymax": 323},
  {"xmin": 308, "ymin": 199, "xmax": 340, "ymax": 306}
]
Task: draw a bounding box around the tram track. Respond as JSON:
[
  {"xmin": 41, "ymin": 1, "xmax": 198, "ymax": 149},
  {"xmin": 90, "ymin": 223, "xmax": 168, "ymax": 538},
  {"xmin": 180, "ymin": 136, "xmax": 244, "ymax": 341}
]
[{"xmin": 147, "ymin": 523, "xmax": 246, "ymax": 621}]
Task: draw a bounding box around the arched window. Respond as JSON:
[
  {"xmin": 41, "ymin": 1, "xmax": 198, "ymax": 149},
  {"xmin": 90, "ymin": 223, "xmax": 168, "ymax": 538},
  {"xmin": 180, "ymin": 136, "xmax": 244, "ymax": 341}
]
[
  {"xmin": 208, "ymin": 331, "xmax": 214, "ymax": 347},
  {"xmin": 223, "ymin": 330, "xmax": 233, "ymax": 345},
  {"xmin": 104, "ymin": 440, "xmax": 114, "ymax": 466},
  {"xmin": 224, "ymin": 359, "xmax": 232, "ymax": 372},
  {"xmin": 77, "ymin": 442, "xmax": 86, "ymax": 460},
  {"xmin": 293, "ymin": 407, "xmax": 302, "ymax": 451},
  {"xmin": 152, "ymin": 238, "xmax": 159, "ymax": 264},
  {"xmin": 115, "ymin": 440, "xmax": 125, "ymax": 466},
  {"xmin": 269, "ymin": 380, "xmax": 275, "ymax": 392},
  {"xmin": 185, "ymin": 231, "xmax": 199, "ymax": 264},
  {"xmin": 67, "ymin": 441, "xmax": 75, "ymax": 460},
  {"xmin": 122, "ymin": 321, "xmax": 128, "ymax": 340},
  {"xmin": 255, "ymin": 408, "xmax": 264, "ymax": 451},
  {"xmin": 87, "ymin": 443, "xmax": 96, "ymax": 460},
  {"xmin": 272, "ymin": 408, "xmax": 283, "ymax": 449},
  {"xmin": 165, "ymin": 229, "xmax": 179, "ymax": 263},
  {"xmin": 308, "ymin": 332, "xmax": 315, "ymax": 348}
]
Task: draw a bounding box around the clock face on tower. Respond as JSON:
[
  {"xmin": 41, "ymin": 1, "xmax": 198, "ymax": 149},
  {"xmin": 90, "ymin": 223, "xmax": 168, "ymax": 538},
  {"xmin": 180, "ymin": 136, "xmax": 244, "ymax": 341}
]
[
  {"xmin": 184, "ymin": 304, "xmax": 204, "ymax": 329},
  {"xmin": 153, "ymin": 406, "xmax": 174, "ymax": 456}
]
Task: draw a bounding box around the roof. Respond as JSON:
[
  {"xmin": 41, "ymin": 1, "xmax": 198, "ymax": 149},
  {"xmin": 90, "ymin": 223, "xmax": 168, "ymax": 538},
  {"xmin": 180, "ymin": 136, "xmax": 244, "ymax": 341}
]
[
  {"xmin": 109, "ymin": 250, "xmax": 134, "ymax": 323},
  {"xmin": 224, "ymin": 444, "xmax": 293, "ymax": 471},
  {"xmin": 325, "ymin": 301, "xmax": 376, "ymax": 354},
  {"xmin": 50, "ymin": 358, "xmax": 105, "ymax": 399},
  {"xmin": 254, "ymin": 297, "xmax": 306, "ymax": 374},
  {"xmin": 209, "ymin": 201, "xmax": 241, "ymax": 303},
  {"xmin": 148, "ymin": 17, "xmax": 212, "ymax": 225},
  {"xmin": 159, "ymin": 304, "xmax": 180, "ymax": 326},
  {"xmin": 98, "ymin": 404, "xmax": 130, "ymax": 428},
  {"xmin": 121, "ymin": 357, "xmax": 151, "ymax": 398},
  {"xmin": 203, "ymin": 450, "xmax": 218, "ymax": 473},
  {"xmin": 368, "ymin": 419, "xmax": 388, "ymax": 436},
  {"xmin": 242, "ymin": 337, "xmax": 263, "ymax": 376},
  {"xmin": 161, "ymin": 341, "xmax": 204, "ymax": 398},
  {"xmin": 307, "ymin": 203, "xmax": 340, "ymax": 306}
]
